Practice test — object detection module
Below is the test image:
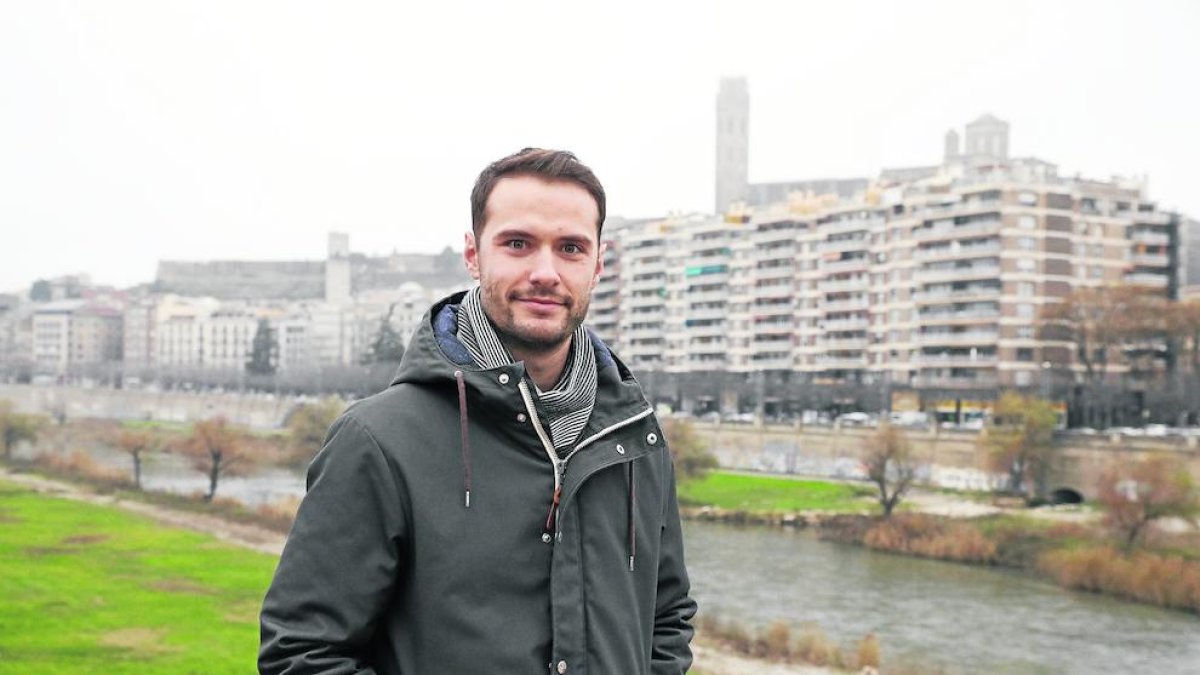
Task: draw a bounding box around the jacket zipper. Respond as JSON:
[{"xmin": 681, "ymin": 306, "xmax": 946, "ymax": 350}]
[{"xmin": 517, "ymin": 380, "xmax": 653, "ymax": 540}]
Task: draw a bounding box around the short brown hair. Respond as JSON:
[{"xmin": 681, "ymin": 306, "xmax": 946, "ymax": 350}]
[{"xmin": 470, "ymin": 148, "xmax": 606, "ymax": 237}]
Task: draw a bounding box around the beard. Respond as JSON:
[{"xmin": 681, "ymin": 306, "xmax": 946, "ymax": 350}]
[{"xmin": 479, "ymin": 283, "xmax": 590, "ymax": 356}]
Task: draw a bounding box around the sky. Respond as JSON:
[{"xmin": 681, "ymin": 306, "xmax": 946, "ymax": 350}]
[{"xmin": 2, "ymin": 0, "xmax": 1197, "ymax": 292}]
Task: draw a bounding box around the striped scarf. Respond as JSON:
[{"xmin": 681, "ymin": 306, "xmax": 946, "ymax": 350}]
[{"xmin": 456, "ymin": 287, "xmax": 597, "ymax": 450}]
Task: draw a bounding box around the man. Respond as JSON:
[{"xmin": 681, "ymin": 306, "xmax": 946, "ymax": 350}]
[{"xmin": 260, "ymin": 148, "xmax": 696, "ymax": 674}]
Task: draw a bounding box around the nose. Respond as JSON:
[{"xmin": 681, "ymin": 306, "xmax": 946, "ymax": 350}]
[{"xmin": 528, "ymin": 247, "xmax": 561, "ymax": 287}]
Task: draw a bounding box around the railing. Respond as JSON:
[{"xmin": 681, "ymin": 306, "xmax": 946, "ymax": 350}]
[
  {"xmin": 1124, "ymin": 273, "xmax": 1169, "ymax": 287},
  {"xmin": 912, "ymin": 265, "xmax": 1001, "ymax": 282},
  {"xmin": 1130, "ymin": 231, "xmax": 1170, "ymax": 246},
  {"xmin": 911, "ymin": 375, "xmax": 999, "ymax": 388},
  {"xmin": 913, "ymin": 243, "xmax": 1002, "ymax": 260},
  {"xmin": 919, "ymin": 311, "xmax": 1001, "ymax": 324},
  {"xmin": 821, "ymin": 258, "xmax": 870, "ymax": 272},
  {"xmin": 912, "ymin": 219, "xmax": 1002, "ymax": 241},
  {"xmin": 915, "ymin": 331, "xmax": 999, "ymax": 345}
]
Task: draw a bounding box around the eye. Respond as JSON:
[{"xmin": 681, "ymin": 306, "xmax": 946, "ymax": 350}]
[
  {"xmin": 505, "ymin": 239, "xmax": 527, "ymax": 250},
  {"xmin": 562, "ymin": 242, "xmax": 585, "ymax": 255}
]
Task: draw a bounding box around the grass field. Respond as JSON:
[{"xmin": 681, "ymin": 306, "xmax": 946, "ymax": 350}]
[
  {"xmin": 0, "ymin": 479, "xmax": 278, "ymax": 674},
  {"xmin": 678, "ymin": 471, "xmax": 874, "ymax": 513}
]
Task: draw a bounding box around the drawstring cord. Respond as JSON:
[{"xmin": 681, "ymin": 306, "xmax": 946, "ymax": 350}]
[
  {"xmin": 627, "ymin": 462, "xmax": 636, "ymax": 572},
  {"xmin": 454, "ymin": 370, "xmax": 472, "ymax": 508}
]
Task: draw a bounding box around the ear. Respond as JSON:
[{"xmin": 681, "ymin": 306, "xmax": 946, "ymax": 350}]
[
  {"xmin": 464, "ymin": 232, "xmax": 481, "ymax": 280},
  {"xmin": 590, "ymin": 241, "xmax": 606, "ymax": 290}
]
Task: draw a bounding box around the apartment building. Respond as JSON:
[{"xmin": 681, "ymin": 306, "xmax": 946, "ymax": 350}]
[
  {"xmin": 31, "ymin": 299, "xmax": 123, "ymax": 376},
  {"xmin": 592, "ymin": 157, "xmax": 1184, "ymax": 405}
]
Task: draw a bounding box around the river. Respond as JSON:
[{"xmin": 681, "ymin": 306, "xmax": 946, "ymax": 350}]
[
  {"xmin": 685, "ymin": 521, "xmax": 1200, "ymax": 674},
  {"xmin": 23, "ymin": 445, "xmax": 1200, "ymax": 672}
]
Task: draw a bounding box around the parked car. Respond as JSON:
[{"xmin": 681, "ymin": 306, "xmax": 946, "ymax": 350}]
[{"xmin": 836, "ymin": 412, "xmax": 872, "ymax": 426}]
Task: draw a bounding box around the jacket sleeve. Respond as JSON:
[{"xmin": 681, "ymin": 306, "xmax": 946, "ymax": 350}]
[
  {"xmin": 259, "ymin": 414, "xmax": 408, "ymax": 675},
  {"xmin": 651, "ymin": 453, "xmax": 698, "ymax": 675}
]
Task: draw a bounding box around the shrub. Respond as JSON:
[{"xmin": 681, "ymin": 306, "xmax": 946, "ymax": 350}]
[{"xmin": 856, "ymin": 632, "xmax": 881, "ymax": 669}]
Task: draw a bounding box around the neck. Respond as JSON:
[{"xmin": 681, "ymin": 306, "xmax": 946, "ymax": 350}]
[{"xmin": 507, "ymin": 339, "xmax": 572, "ymax": 391}]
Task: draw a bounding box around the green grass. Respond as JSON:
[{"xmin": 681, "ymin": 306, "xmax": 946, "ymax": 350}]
[
  {"xmin": 0, "ymin": 479, "xmax": 279, "ymax": 674},
  {"xmin": 679, "ymin": 471, "xmax": 874, "ymax": 513}
]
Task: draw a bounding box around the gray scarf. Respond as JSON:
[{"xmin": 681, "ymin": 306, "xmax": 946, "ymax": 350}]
[{"xmin": 456, "ymin": 287, "xmax": 597, "ymax": 449}]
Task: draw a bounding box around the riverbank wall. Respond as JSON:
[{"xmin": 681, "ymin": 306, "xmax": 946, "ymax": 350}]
[{"xmin": 3, "ymin": 384, "xmax": 1198, "ymax": 498}]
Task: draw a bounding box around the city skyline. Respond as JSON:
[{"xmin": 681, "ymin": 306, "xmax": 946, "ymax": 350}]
[{"xmin": 3, "ymin": 1, "xmax": 1198, "ymax": 291}]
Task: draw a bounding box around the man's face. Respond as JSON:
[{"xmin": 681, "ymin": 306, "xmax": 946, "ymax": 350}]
[{"xmin": 464, "ymin": 174, "xmax": 603, "ymax": 355}]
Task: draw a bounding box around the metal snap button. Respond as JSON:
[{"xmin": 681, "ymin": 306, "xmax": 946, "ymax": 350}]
[
  {"xmin": 615, "ymin": 444, "xmax": 625, "ymax": 455},
  {"xmin": 556, "ymin": 660, "xmax": 568, "ymax": 674},
  {"xmin": 498, "ymin": 373, "xmax": 510, "ymax": 384},
  {"xmin": 541, "ymin": 533, "xmax": 552, "ymax": 544},
  {"xmin": 647, "ymin": 432, "xmax": 658, "ymax": 444},
  {"xmin": 517, "ymin": 413, "xmax": 527, "ymax": 423}
]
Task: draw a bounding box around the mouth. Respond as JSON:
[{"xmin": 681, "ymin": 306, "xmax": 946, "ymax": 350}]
[{"xmin": 514, "ymin": 295, "xmax": 568, "ymax": 310}]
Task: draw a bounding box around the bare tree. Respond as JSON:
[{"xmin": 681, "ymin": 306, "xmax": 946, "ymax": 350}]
[
  {"xmin": 177, "ymin": 417, "xmax": 258, "ymax": 501},
  {"xmin": 114, "ymin": 428, "xmax": 158, "ymax": 489},
  {"xmin": 1098, "ymin": 453, "xmax": 1199, "ymax": 550},
  {"xmin": 984, "ymin": 392, "xmax": 1058, "ymax": 501},
  {"xmin": 863, "ymin": 424, "xmax": 915, "ymax": 518},
  {"xmin": 0, "ymin": 401, "xmax": 41, "ymax": 460}
]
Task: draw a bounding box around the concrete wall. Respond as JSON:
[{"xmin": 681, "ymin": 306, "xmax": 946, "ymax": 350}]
[
  {"xmin": 696, "ymin": 423, "xmax": 1200, "ymax": 499},
  {"xmin": 0, "ymin": 384, "xmax": 298, "ymax": 430}
]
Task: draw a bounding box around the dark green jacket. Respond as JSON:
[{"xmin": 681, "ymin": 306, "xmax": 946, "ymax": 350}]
[{"xmin": 260, "ymin": 293, "xmax": 696, "ymax": 674}]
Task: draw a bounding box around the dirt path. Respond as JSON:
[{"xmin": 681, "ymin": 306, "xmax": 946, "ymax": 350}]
[{"xmin": 692, "ymin": 644, "xmax": 846, "ymax": 674}]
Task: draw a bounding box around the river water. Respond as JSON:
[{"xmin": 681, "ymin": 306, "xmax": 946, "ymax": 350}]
[
  {"xmin": 685, "ymin": 521, "xmax": 1200, "ymax": 674},
  {"xmin": 25, "ymin": 445, "xmax": 1200, "ymax": 672}
]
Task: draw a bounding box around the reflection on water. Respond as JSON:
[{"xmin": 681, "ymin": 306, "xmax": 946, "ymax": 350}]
[{"xmin": 684, "ymin": 521, "xmax": 1200, "ymax": 674}]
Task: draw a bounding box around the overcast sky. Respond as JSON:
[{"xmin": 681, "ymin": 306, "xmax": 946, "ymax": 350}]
[{"xmin": 2, "ymin": 0, "xmax": 1197, "ymax": 292}]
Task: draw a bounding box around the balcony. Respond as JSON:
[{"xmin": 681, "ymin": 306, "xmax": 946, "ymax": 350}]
[
  {"xmin": 815, "ymin": 355, "xmax": 869, "ymax": 369},
  {"xmin": 819, "ymin": 277, "xmax": 868, "ymax": 292},
  {"xmin": 912, "ymin": 219, "xmax": 1002, "ymax": 242},
  {"xmin": 1130, "ymin": 230, "xmax": 1170, "ymax": 246},
  {"xmin": 912, "ymin": 264, "xmax": 1001, "ymax": 283},
  {"xmin": 911, "ymin": 375, "xmax": 999, "ymax": 389},
  {"xmin": 915, "ymin": 331, "xmax": 999, "ymax": 346},
  {"xmin": 821, "ymin": 257, "xmax": 870, "ymax": 273},
  {"xmin": 627, "ymin": 295, "xmax": 665, "ymax": 310},
  {"xmin": 912, "ymin": 287, "xmax": 1001, "ymax": 304},
  {"xmin": 627, "ymin": 278, "xmax": 666, "ymax": 293},
  {"xmin": 913, "ymin": 243, "xmax": 1002, "ymax": 261},
  {"xmin": 822, "ymin": 317, "xmax": 870, "ymax": 331},
  {"xmin": 1131, "ymin": 253, "xmax": 1170, "ymax": 267},
  {"xmin": 913, "ymin": 354, "xmax": 999, "ymax": 367},
  {"xmin": 918, "ymin": 309, "xmax": 1001, "ymax": 324},
  {"xmin": 823, "ymin": 298, "xmax": 870, "ymax": 312},
  {"xmin": 1134, "ymin": 212, "xmax": 1172, "ymax": 226},
  {"xmin": 685, "ymin": 290, "xmax": 728, "ymax": 303},
  {"xmin": 816, "ymin": 237, "xmax": 869, "ymax": 254},
  {"xmin": 1124, "ymin": 273, "xmax": 1169, "ymax": 287},
  {"xmin": 819, "ymin": 216, "xmax": 879, "ymax": 236},
  {"xmin": 688, "ymin": 307, "xmax": 726, "ymax": 321},
  {"xmin": 822, "ymin": 336, "xmax": 870, "ymax": 349}
]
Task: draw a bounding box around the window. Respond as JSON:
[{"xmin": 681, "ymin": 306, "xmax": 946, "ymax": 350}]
[
  {"xmin": 1017, "ymin": 282, "xmax": 1035, "ymax": 297},
  {"xmin": 1017, "ymin": 347, "xmax": 1035, "ymax": 362},
  {"xmin": 1015, "ymin": 371, "xmax": 1032, "ymax": 387},
  {"xmin": 1019, "ymin": 192, "xmax": 1038, "ymax": 206},
  {"xmin": 1018, "ymin": 215, "xmax": 1037, "ymax": 230},
  {"xmin": 1019, "ymin": 237, "xmax": 1036, "ymax": 250},
  {"xmin": 1017, "ymin": 325, "xmax": 1035, "ymax": 339},
  {"xmin": 1017, "ymin": 258, "xmax": 1036, "ymax": 272},
  {"xmin": 1017, "ymin": 303, "xmax": 1035, "ymax": 318}
]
